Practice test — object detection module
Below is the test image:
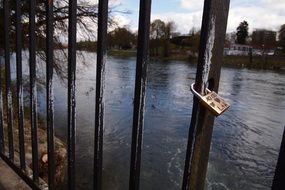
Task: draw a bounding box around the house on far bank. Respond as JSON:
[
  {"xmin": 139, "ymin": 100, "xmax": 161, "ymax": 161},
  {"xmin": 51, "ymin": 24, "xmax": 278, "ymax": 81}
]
[
  {"xmin": 251, "ymin": 29, "xmax": 277, "ymax": 56},
  {"xmin": 224, "ymin": 41, "xmax": 252, "ymax": 56}
]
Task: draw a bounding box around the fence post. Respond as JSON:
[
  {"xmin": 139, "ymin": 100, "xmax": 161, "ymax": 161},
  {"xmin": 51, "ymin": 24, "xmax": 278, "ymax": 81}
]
[
  {"xmin": 67, "ymin": 0, "xmax": 77, "ymax": 189},
  {"xmin": 4, "ymin": 0, "xmax": 14, "ymax": 162},
  {"xmin": 182, "ymin": 1, "xmax": 230, "ymax": 190},
  {"xmin": 46, "ymin": 0, "xmax": 55, "ymax": 189},
  {"xmin": 129, "ymin": 0, "xmax": 152, "ymax": 189},
  {"xmin": 94, "ymin": 0, "xmax": 109, "ymax": 189},
  {"xmin": 16, "ymin": 0, "xmax": 26, "ymax": 171},
  {"xmin": 272, "ymin": 127, "xmax": 285, "ymax": 190}
]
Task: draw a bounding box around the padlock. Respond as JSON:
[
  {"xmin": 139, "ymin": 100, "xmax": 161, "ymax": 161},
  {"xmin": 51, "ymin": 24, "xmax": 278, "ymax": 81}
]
[{"xmin": 190, "ymin": 83, "xmax": 230, "ymax": 116}]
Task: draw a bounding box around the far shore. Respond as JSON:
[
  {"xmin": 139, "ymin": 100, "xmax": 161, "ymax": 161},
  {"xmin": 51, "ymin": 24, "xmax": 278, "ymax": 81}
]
[{"xmin": 106, "ymin": 49, "xmax": 285, "ymax": 70}]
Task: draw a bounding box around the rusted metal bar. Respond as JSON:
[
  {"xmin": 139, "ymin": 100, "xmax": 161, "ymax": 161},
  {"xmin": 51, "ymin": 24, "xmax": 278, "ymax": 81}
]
[
  {"xmin": 182, "ymin": 0, "xmax": 230, "ymax": 190},
  {"xmin": 68, "ymin": 0, "xmax": 77, "ymax": 189},
  {"xmin": 272, "ymin": 127, "xmax": 285, "ymax": 190},
  {"xmin": 46, "ymin": 0, "xmax": 55, "ymax": 189},
  {"xmin": 93, "ymin": 0, "xmax": 109, "ymax": 189},
  {"xmin": 129, "ymin": 0, "xmax": 152, "ymax": 189},
  {"xmin": 29, "ymin": 0, "xmax": 39, "ymax": 182}
]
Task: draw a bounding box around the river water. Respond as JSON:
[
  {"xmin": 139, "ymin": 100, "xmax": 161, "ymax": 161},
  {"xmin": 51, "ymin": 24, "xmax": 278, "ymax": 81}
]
[{"xmin": 12, "ymin": 52, "xmax": 285, "ymax": 189}]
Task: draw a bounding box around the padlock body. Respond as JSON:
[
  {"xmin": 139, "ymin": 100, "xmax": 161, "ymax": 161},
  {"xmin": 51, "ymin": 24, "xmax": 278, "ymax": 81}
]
[{"xmin": 200, "ymin": 91, "xmax": 230, "ymax": 116}]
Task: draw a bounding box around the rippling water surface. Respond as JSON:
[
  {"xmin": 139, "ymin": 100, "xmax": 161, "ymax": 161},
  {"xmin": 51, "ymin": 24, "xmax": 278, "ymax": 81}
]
[{"xmin": 14, "ymin": 52, "xmax": 285, "ymax": 189}]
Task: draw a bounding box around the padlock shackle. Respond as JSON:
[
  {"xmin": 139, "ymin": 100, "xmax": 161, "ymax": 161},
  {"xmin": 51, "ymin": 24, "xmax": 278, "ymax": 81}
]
[{"xmin": 190, "ymin": 83, "xmax": 211, "ymax": 99}]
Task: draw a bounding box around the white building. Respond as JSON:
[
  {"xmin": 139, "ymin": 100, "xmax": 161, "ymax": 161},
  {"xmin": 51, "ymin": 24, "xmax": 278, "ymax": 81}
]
[{"xmin": 224, "ymin": 43, "xmax": 252, "ymax": 56}]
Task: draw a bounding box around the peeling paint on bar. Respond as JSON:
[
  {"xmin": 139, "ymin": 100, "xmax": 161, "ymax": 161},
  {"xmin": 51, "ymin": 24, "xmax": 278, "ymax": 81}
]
[
  {"xmin": 182, "ymin": 1, "xmax": 230, "ymax": 189},
  {"xmin": 129, "ymin": 1, "xmax": 151, "ymax": 189},
  {"xmin": 7, "ymin": 91, "xmax": 13, "ymax": 109},
  {"xmin": 201, "ymin": 16, "xmax": 216, "ymax": 94}
]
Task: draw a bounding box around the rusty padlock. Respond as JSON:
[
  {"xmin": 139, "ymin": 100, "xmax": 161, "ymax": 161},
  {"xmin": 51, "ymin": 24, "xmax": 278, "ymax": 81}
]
[{"xmin": 191, "ymin": 83, "xmax": 230, "ymax": 116}]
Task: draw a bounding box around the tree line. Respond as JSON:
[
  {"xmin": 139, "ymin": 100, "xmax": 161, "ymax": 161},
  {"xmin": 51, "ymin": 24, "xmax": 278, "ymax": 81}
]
[
  {"xmin": 77, "ymin": 19, "xmax": 201, "ymax": 60},
  {"xmin": 79, "ymin": 19, "xmax": 285, "ymax": 57}
]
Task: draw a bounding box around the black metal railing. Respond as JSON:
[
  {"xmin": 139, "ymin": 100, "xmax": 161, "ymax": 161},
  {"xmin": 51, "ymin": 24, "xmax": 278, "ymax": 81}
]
[
  {"xmin": 46, "ymin": 0, "xmax": 55, "ymax": 189},
  {"xmin": 67, "ymin": 0, "xmax": 77, "ymax": 189},
  {"xmin": 93, "ymin": 0, "xmax": 108, "ymax": 189},
  {"xmin": 9, "ymin": 0, "xmax": 285, "ymax": 190}
]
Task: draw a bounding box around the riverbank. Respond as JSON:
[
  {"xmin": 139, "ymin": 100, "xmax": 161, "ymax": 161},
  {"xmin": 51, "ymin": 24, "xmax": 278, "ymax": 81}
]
[
  {"xmin": 0, "ymin": 159, "xmax": 31, "ymax": 190},
  {"xmin": 108, "ymin": 49, "xmax": 137, "ymax": 57},
  {"xmin": 0, "ymin": 63, "xmax": 68, "ymax": 188},
  {"xmin": 222, "ymin": 55, "xmax": 285, "ymax": 70},
  {"xmin": 107, "ymin": 49, "xmax": 193, "ymax": 62},
  {"xmin": 2, "ymin": 115, "xmax": 67, "ymax": 188},
  {"xmin": 107, "ymin": 49, "xmax": 285, "ymax": 70}
]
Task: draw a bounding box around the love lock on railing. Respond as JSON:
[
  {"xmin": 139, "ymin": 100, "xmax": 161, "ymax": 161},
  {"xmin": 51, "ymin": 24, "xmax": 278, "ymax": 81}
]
[{"xmin": 190, "ymin": 83, "xmax": 230, "ymax": 116}]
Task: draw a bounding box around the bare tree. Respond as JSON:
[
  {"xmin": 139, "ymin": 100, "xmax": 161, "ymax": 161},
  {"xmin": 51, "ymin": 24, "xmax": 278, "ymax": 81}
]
[{"xmin": 0, "ymin": 0, "xmax": 119, "ymax": 79}]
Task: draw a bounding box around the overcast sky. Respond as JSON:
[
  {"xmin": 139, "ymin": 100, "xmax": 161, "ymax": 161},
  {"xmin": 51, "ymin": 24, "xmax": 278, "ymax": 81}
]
[{"xmin": 111, "ymin": 0, "xmax": 285, "ymax": 34}]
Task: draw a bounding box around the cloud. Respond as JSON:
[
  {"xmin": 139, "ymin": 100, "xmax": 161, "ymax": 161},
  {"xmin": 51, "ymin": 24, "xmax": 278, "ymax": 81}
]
[
  {"xmin": 155, "ymin": 0, "xmax": 285, "ymax": 34},
  {"xmin": 180, "ymin": 0, "xmax": 203, "ymax": 11},
  {"xmin": 108, "ymin": 0, "xmax": 285, "ymax": 35},
  {"xmin": 111, "ymin": 14, "xmax": 132, "ymax": 30},
  {"xmin": 227, "ymin": 0, "xmax": 285, "ymax": 32},
  {"xmin": 152, "ymin": 11, "xmax": 203, "ymax": 34},
  {"xmin": 227, "ymin": 5, "xmax": 285, "ymax": 33}
]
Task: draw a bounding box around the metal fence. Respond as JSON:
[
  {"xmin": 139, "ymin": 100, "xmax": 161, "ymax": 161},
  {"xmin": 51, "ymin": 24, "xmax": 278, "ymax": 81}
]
[{"xmin": 0, "ymin": 0, "xmax": 238, "ymax": 190}]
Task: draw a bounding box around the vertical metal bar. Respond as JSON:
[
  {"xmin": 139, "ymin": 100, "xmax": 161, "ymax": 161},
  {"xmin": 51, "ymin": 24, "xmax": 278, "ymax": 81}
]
[
  {"xmin": 46, "ymin": 0, "xmax": 55, "ymax": 189},
  {"xmin": 0, "ymin": 61, "xmax": 3, "ymax": 154},
  {"xmin": 129, "ymin": 0, "xmax": 152, "ymax": 189},
  {"xmin": 16, "ymin": 0, "xmax": 26, "ymax": 171},
  {"xmin": 68, "ymin": 0, "xmax": 77, "ymax": 189},
  {"xmin": 93, "ymin": 0, "xmax": 108, "ymax": 189},
  {"xmin": 29, "ymin": 0, "xmax": 39, "ymax": 182},
  {"xmin": 182, "ymin": 1, "xmax": 230, "ymax": 190},
  {"xmin": 0, "ymin": 1, "xmax": 4, "ymax": 154},
  {"xmin": 4, "ymin": 0, "xmax": 14, "ymax": 161},
  {"xmin": 272, "ymin": 127, "xmax": 285, "ymax": 190}
]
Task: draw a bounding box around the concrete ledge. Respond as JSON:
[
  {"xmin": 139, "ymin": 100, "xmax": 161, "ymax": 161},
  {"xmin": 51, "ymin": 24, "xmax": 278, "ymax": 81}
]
[{"xmin": 0, "ymin": 158, "xmax": 31, "ymax": 190}]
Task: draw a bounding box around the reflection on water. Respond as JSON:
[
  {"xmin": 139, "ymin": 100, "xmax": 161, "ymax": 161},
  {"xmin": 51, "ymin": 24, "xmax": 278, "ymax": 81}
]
[{"xmin": 14, "ymin": 52, "xmax": 285, "ymax": 189}]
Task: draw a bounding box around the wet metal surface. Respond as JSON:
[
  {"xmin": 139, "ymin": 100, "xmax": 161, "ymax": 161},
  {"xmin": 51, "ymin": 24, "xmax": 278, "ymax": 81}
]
[
  {"xmin": 94, "ymin": 0, "xmax": 109, "ymax": 189},
  {"xmin": 129, "ymin": 0, "xmax": 151, "ymax": 189},
  {"xmin": 67, "ymin": 0, "xmax": 77, "ymax": 189},
  {"xmin": 29, "ymin": 0, "xmax": 39, "ymax": 182}
]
